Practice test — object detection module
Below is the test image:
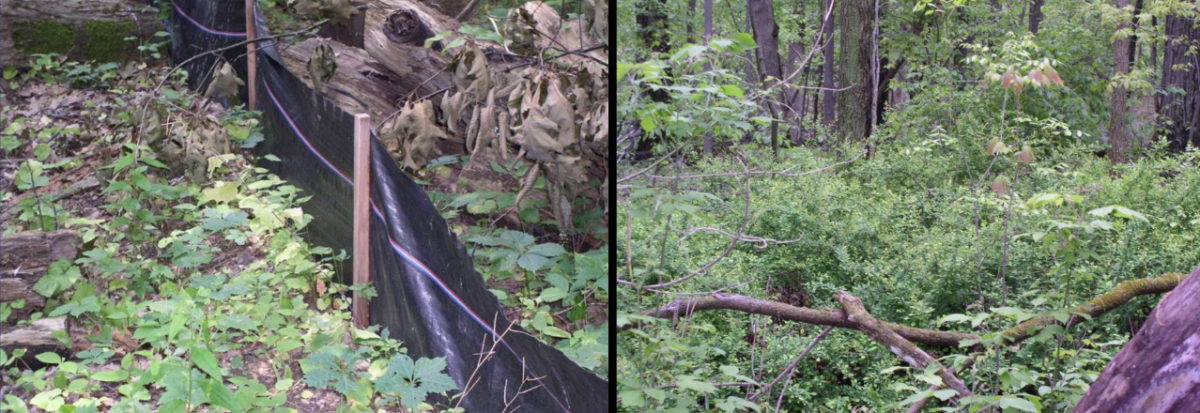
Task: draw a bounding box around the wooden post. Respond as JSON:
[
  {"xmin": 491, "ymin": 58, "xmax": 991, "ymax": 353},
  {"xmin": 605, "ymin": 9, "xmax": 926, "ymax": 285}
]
[
  {"xmin": 245, "ymin": 0, "xmax": 257, "ymax": 110},
  {"xmin": 352, "ymin": 113, "xmax": 371, "ymax": 328}
]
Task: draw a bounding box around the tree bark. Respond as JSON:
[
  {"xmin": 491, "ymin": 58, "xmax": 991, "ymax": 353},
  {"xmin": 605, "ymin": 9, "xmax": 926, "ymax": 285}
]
[
  {"xmin": 1072, "ymin": 265, "xmax": 1200, "ymax": 413},
  {"xmin": 1028, "ymin": 0, "xmax": 1046, "ymax": 34},
  {"xmin": 0, "ymin": 230, "xmax": 81, "ymax": 322},
  {"xmin": 364, "ymin": 0, "xmax": 456, "ymax": 101},
  {"xmin": 836, "ymin": 0, "xmax": 875, "ymax": 143},
  {"xmin": 282, "ymin": 37, "xmax": 417, "ymax": 120},
  {"xmin": 836, "ymin": 292, "xmax": 972, "ymax": 400},
  {"xmin": 703, "ymin": 0, "xmax": 715, "ymax": 154},
  {"xmin": 748, "ymin": 0, "xmax": 805, "ymax": 155},
  {"xmin": 639, "ymin": 0, "xmax": 672, "ymax": 103},
  {"xmin": 821, "ymin": 0, "xmax": 837, "ymax": 127},
  {"xmin": 1157, "ymin": 13, "xmax": 1200, "ymax": 151},
  {"xmin": 1110, "ymin": 0, "xmax": 1133, "ymax": 163},
  {"xmin": 0, "ymin": 317, "xmax": 71, "ymax": 356}
]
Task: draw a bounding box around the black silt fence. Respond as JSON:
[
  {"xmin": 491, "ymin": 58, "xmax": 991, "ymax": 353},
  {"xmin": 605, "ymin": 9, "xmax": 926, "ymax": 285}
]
[{"xmin": 165, "ymin": 2, "xmax": 608, "ymax": 412}]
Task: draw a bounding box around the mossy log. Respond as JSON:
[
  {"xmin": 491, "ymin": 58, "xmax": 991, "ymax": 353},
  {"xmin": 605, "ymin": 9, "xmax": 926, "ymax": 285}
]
[
  {"xmin": 0, "ymin": 0, "xmax": 162, "ymax": 67},
  {"xmin": 1072, "ymin": 265, "xmax": 1200, "ymax": 413}
]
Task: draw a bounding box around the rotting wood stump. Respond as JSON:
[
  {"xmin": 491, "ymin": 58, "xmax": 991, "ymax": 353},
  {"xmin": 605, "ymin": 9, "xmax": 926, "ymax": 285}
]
[
  {"xmin": 1072, "ymin": 264, "xmax": 1200, "ymax": 412},
  {"xmin": 364, "ymin": 0, "xmax": 455, "ymax": 98}
]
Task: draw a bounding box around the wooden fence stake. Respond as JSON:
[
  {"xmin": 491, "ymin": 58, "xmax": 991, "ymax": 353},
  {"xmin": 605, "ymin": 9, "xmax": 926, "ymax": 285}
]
[
  {"xmin": 245, "ymin": 0, "xmax": 257, "ymax": 110},
  {"xmin": 352, "ymin": 113, "xmax": 371, "ymax": 328}
]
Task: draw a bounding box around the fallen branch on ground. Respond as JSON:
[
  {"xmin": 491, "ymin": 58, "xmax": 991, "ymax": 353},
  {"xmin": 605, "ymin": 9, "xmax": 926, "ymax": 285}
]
[{"xmin": 621, "ymin": 272, "xmax": 1188, "ymax": 348}]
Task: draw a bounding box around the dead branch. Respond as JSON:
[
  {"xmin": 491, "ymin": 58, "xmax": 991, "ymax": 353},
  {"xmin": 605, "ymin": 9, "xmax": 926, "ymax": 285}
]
[
  {"xmin": 620, "ymin": 273, "xmax": 1189, "ymax": 349},
  {"xmin": 836, "ymin": 291, "xmax": 972, "ymax": 400}
]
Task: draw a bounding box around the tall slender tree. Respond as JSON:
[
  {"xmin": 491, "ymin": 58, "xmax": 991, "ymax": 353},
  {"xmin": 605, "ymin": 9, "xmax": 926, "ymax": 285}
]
[
  {"xmin": 821, "ymin": 0, "xmax": 837, "ymax": 127},
  {"xmin": 1109, "ymin": 0, "xmax": 1133, "ymax": 163},
  {"xmin": 836, "ymin": 0, "xmax": 876, "ymax": 142},
  {"xmin": 1158, "ymin": 11, "xmax": 1200, "ymax": 151},
  {"xmin": 1029, "ymin": 0, "xmax": 1046, "ymax": 34},
  {"xmin": 747, "ymin": 0, "xmax": 803, "ymax": 155}
]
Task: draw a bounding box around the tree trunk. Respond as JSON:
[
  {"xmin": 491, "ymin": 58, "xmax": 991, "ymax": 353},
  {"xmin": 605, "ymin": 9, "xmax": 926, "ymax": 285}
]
[
  {"xmin": 703, "ymin": 0, "xmax": 714, "ymax": 154},
  {"xmin": 790, "ymin": 42, "xmax": 810, "ymax": 145},
  {"xmin": 1157, "ymin": 13, "xmax": 1200, "ymax": 151},
  {"xmin": 1028, "ymin": 0, "xmax": 1045, "ymax": 34},
  {"xmin": 748, "ymin": 0, "xmax": 786, "ymax": 156},
  {"xmin": 1110, "ymin": 0, "xmax": 1133, "ymax": 163},
  {"xmin": 639, "ymin": 0, "xmax": 672, "ymax": 103},
  {"xmin": 821, "ymin": 0, "xmax": 837, "ymax": 128},
  {"xmin": 836, "ymin": 0, "xmax": 875, "ymax": 143},
  {"xmin": 0, "ymin": 0, "xmax": 162, "ymax": 67},
  {"xmin": 1072, "ymin": 265, "xmax": 1200, "ymax": 412}
]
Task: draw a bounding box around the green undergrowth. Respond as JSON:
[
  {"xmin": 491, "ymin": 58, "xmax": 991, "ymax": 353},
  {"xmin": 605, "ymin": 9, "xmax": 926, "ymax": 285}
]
[
  {"xmin": 0, "ymin": 55, "xmax": 464, "ymax": 413},
  {"xmin": 618, "ymin": 142, "xmax": 1200, "ymax": 411}
]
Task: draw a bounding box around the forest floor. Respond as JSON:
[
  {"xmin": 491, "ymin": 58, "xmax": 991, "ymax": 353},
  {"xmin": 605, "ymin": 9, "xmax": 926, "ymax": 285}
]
[{"xmin": 1, "ymin": 49, "xmax": 606, "ymax": 412}]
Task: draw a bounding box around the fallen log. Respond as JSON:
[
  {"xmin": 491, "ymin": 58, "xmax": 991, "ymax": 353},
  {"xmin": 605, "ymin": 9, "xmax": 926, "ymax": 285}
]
[
  {"xmin": 0, "ymin": 0, "xmax": 162, "ymax": 67},
  {"xmin": 1072, "ymin": 264, "xmax": 1200, "ymax": 413},
  {"xmin": 0, "ymin": 317, "xmax": 71, "ymax": 356},
  {"xmin": 279, "ymin": 37, "xmax": 408, "ymax": 120},
  {"xmin": 364, "ymin": 0, "xmax": 455, "ymax": 98},
  {"xmin": 0, "ymin": 230, "xmax": 81, "ymax": 279},
  {"xmin": 0, "ymin": 230, "xmax": 81, "ymax": 321}
]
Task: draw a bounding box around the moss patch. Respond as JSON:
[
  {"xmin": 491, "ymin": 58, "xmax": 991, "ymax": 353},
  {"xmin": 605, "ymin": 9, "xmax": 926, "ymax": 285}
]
[
  {"xmin": 82, "ymin": 21, "xmax": 136, "ymax": 62},
  {"xmin": 12, "ymin": 20, "xmax": 75, "ymax": 56},
  {"xmin": 11, "ymin": 20, "xmax": 140, "ymax": 63}
]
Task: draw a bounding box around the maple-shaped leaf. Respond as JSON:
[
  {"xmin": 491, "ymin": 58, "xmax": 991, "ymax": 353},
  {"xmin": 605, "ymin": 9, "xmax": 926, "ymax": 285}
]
[
  {"xmin": 307, "ymin": 43, "xmax": 337, "ymax": 91},
  {"xmin": 205, "ymin": 62, "xmax": 244, "ymax": 103},
  {"xmin": 376, "ymin": 354, "xmax": 457, "ymax": 408}
]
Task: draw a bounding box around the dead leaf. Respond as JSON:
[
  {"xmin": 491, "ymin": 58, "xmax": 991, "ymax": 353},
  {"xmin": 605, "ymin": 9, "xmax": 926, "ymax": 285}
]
[
  {"xmin": 384, "ymin": 101, "xmax": 449, "ymax": 171},
  {"xmin": 205, "ymin": 62, "xmax": 244, "ymax": 103},
  {"xmin": 323, "ymin": 0, "xmax": 359, "ymax": 26},
  {"xmin": 308, "ymin": 43, "xmax": 338, "ymax": 91}
]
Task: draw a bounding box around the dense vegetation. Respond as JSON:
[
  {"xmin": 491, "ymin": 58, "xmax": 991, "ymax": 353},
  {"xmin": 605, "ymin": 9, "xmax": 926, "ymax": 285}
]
[
  {"xmin": 0, "ymin": 0, "xmax": 609, "ymax": 410},
  {"xmin": 617, "ymin": 0, "xmax": 1200, "ymax": 412}
]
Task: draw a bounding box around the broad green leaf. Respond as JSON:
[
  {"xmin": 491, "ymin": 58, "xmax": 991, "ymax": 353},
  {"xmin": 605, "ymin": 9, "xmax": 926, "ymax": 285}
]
[
  {"xmin": 190, "ymin": 345, "xmax": 222, "ymax": 380},
  {"xmin": 675, "ymin": 375, "xmax": 717, "ymax": 394},
  {"xmin": 35, "ymin": 352, "xmax": 63, "ymax": 365},
  {"xmin": 937, "ymin": 314, "xmax": 970, "ymax": 326},
  {"xmin": 202, "ymin": 182, "xmax": 239, "ymax": 204},
  {"xmin": 91, "ymin": 369, "xmax": 129, "ymax": 382},
  {"xmin": 542, "ymin": 326, "xmax": 571, "ymax": 338},
  {"xmin": 202, "ymin": 378, "xmax": 245, "ymax": 412},
  {"xmin": 998, "ymin": 395, "xmax": 1039, "ymax": 412},
  {"xmin": 730, "ymin": 33, "xmax": 757, "ymax": 51},
  {"xmin": 720, "ymin": 84, "xmax": 745, "ymax": 98},
  {"xmin": 932, "ymin": 389, "xmax": 958, "ymax": 401},
  {"xmin": 538, "ymin": 287, "xmax": 569, "ymax": 302}
]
